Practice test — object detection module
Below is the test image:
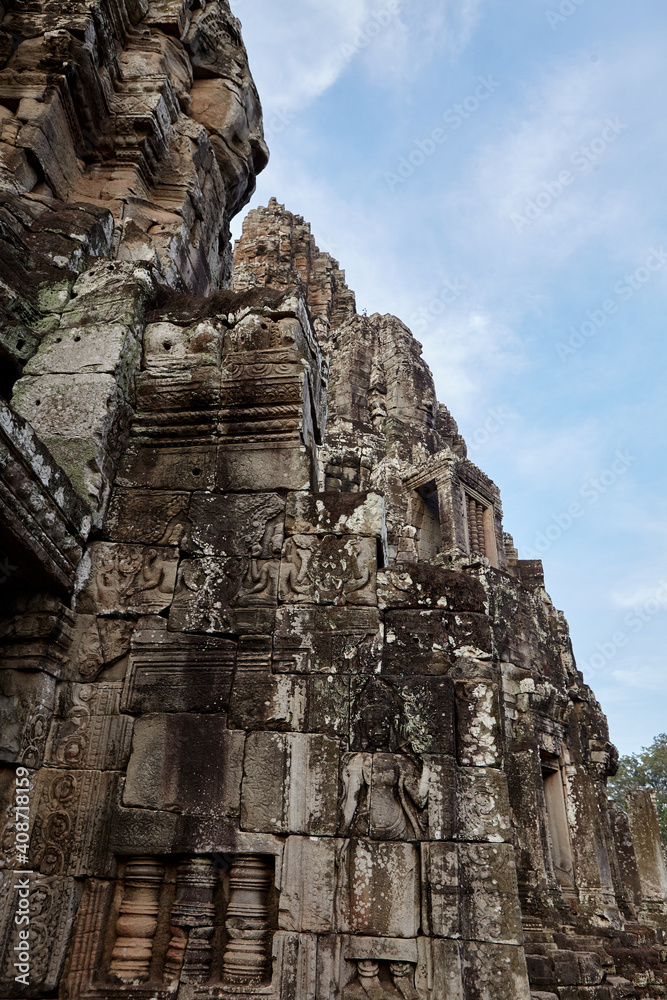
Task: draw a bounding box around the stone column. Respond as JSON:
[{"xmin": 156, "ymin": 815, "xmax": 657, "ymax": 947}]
[
  {"xmin": 390, "ymin": 962, "xmax": 421, "ymax": 1000},
  {"xmin": 109, "ymin": 857, "xmax": 164, "ymax": 982},
  {"xmin": 357, "ymin": 960, "xmax": 387, "ymax": 1000},
  {"xmin": 223, "ymin": 855, "xmax": 273, "ymax": 986},
  {"xmin": 165, "ymin": 857, "xmax": 218, "ymax": 985},
  {"xmin": 625, "ymin": 790, "xmax": 667, "ymax": 915}
]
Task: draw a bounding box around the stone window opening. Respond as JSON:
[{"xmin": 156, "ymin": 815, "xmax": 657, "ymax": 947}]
[
  {"xmin": 541, "ymin": 755, "xmax": 576, "ymax": 895},
  {"xmin": 102, "ymin": 853, "xmax": 276, "ymax": 992},
  {"xmin": 462, "ymin": 487, "xmax": 498, "ymax": 566},
  {"xmin": 412, "ymin": 480, "xmax": 442, "ymax": 560}
]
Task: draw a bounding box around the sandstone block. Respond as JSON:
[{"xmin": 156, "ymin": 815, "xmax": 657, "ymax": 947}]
[
  {"xmin": 345, "ymin": 937, "xmax": 419, "ymax": 962},
  {"xmin": 306, "ymin": 675, "xmax": 350, "ymax": 738},
  {"xmin": 109, "ymin": 805, "xmax": 180, "ymax": 855},
  {"xmin": 61, "ymin": 261, "xmax": 151, "ymax": 329},
  {"xmin": 350, "ymin": 676, "xmax": 456, "ymax": 755},
  {"xmin": 279, "ymin": 836, "xmax": 339, "ymax": 932},
  {"xmin": 44, "ymin": 712, "xmax": 133, "ymax": 770},
  {"xmin": 169, "ymin": 556, "xmax": 248, "ymax": 634},
  {"xmin": 0, "ymin": 873, "xmax": 81, "ymax": 995},
  {"xmin": 378, "ymin": 564, "xmax": 486, "ymax": 612},
  {"xmin": 383, "ymin": 610, "xmax": 492, "ymax": 674},
  {"xmin": 454, "ymin": 678, "xmax": 502, "ymax": 767},
  {"xmin": 285, "ymin": 491, "xmax": 385, "ymax": 538},
  {"xmin": 123, "ymin": 714, "xmax": 244, "ymax": 817},
  {"xmin": 135, "ymin": 364, "xmax": 222, "ymax": 412},
  {"xmin": 185, "ymin": 491, "xmax": 285, "ymax": 557},
  {"xmin": 421, "ymin": 842, "xmax": 460, "ymax": 938},
  {"xmin": 0, "ymin": 669, "xmax": 55, "ymax": 763},
  {"xmin": 12, "ymin": 371, "xmax": 119, "ymax": 439},
  {"xmin": 143, "ymin": 318, "xmax": 223, "ymax": 367},
  {"xmin": 273, "ymin": 605, "xmax": 382, "ymax": 674},
  {"xmin": 551, "ymin": 950, "xmax": 604, "ymax": 986},
  {"xmin": 457, "ymin": 767, "xmax": 512, "ymax": 842},
  {"xmin": 28, "ymin": 768, "xmax": 120, "ymax": 876},
  {"xmin": 23, "ymin": 322, "xmax": 140, "ymax": 380},
  {"xmin": 75, "ymin": 541, "xmax": 178, "ymax": 615},
  {"xmin": 122, "ymin": 624, "xmax": 235, "ymax": 714},
  {"xmin": 461, "ymin": 941, "xmax": 532, "ymax": 1000},
  {"xmin": 416, "ymin": 938, "xmax": 464, "ymax": 1000},
  {"xmin": 625, "ymin": 790, "xmax": 667, "ymax": 903},
  {"xmin": 241, "ymin": 732, "xmax": 339, "ymax": 835},
  {"xmin": 105, "ymin": 487, "xmax": 191, "ymax": 545},
  {"xmin": 116, "ymin": 442, "xmax": 218, "ymax": 491},
  {"xmin": 218, "ymin": 440, "xmax": 314, "ymax": 492},
  {"xmin": 340, "ymin": 840, "xmax": 420, "ymax": 938},
  {"xmin": 272, "ymin": 931, "xmax": 318, "ymax": 1000},
  {"xmin": 279, "ymin": 534, "xmax": 377, "ymax": 606},
  {"xmin": 424, "ymin": 754, "xmax": 458, "ymax": 841},
  {"xmin": 316, "ymin": 934, "xmax": 357, "ymax": 1000},
  {"xmin": 229, "ymin": 666, "xmax": 307, "ymax": 732},
  {"xmin": 459, "ymin": 843, "xmax": 523, "ymax": 945}
]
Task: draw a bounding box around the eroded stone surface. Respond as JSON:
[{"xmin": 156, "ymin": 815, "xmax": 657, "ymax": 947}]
[{"xmin": 0, "ymin": 6, "xmax": 666, "ymax": 1000}]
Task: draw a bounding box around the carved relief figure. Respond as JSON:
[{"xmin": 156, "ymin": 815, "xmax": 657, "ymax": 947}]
[
  {"xmin": 128, "ymin": 548, "xmax": 171, "ymax": 600},
  {"xmin": 340, "ymin": 541, "xmax": 372, "ymax": 604},
  {"xmin": 279, "ymin": 536, "xmax": 312, "ymax": 600},
  {"xmin": 234, "ymin": 525, "xmax": 284, "ymax": 606},
  {"xmin": 341, "ymin": 752, "xmax": 429, "ymax": 840},
  {"xmin": 344, "ymin": 684, "xmax": 431, "ymax": 838},
  {"xmin": 90, "ymin": 545, "xmax": 176, "ymax": 612},
  {"xmin": 280, "ymin": 535, "xmax": 375, "ymax": 605}
]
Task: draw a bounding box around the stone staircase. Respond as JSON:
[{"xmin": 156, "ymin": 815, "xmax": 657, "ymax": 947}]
[{"xmin": 526, "ymin": 922, "xmax": 667, "ymax": 998}]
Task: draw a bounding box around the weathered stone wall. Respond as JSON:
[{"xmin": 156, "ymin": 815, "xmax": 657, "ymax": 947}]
[
  {"xmin": 1, "ymin": 4, "xmax": 666, "ymax": 1000},
  {"xmin": 1, "ymin": 0, "xmax": 267, "ymax": 511}
]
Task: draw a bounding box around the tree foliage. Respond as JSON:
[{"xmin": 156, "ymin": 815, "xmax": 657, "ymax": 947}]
[{"xmin": 608, "ymin": 733, "xmax": 667, "ymax": 841}]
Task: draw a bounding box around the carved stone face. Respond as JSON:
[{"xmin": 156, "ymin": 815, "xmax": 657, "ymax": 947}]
[
  {"xmin": 353, "ymin": 680, "xmax": 406, "ymax": 753},
  {"xmin": 363, "ymin": 704, "xmax": 395, "ymax": 752},
  {"xmin": 185, "ymin": 2, "xmax": 269, "ymax": 210}
]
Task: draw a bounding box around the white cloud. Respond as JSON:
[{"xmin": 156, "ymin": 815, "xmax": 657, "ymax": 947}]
[
  {"xmin": 425, "ymin": 307, "xmax": 526, "ymax": 417},
  {"xmin": 410, "ymin": 0, "xmax": 482, "ymax": 54},
  {"xmin": 611, "ymin": 586, "xmax": 665, "ymax": 610},
  {"xmin": 235, "ymin": 0, "xmax": 483, "ymax": 119},
  {"xmin": 234, "ymin": 0, "xmax": 373, "ymax": 115},
  {"xmin": 454, "ymin": 59, "xmax": 631, "ymax": 268}
]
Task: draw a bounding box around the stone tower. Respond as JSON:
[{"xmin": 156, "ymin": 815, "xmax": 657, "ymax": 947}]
[{"xmin": 0, "ymin": 3, "xmax": 666, "ymax": 999}]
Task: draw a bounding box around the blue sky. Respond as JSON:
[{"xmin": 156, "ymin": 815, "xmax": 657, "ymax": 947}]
[{"xmin": 230, "ymin": 0, "xmax": 667, "ymax": 756}]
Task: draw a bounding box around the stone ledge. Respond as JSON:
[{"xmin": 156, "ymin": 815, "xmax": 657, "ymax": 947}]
[{"xmin": 0, "ymin": 397, "xmax": 90, "ymax": 593}]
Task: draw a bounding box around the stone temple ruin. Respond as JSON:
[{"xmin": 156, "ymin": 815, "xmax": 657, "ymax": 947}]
[{"xmin": 0, "ymin": 2, "xmax": 666, "ymax": 999}]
